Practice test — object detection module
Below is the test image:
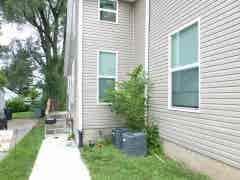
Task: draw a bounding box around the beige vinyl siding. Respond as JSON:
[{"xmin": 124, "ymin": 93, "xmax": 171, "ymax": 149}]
[
  {"xmin": 149, "ymin": 0, "xmax": 240, "ymax": 169},
  {"xmin": 82, "ymin": 0, "xmax": 136, "ymax": 129},
  {"xmin": 72, "ymin": 59, "xmax": 79, "ymax": 129},
  {"xmin": 133, "ymin": 0, "xmax": 146, "ymax": 65}
]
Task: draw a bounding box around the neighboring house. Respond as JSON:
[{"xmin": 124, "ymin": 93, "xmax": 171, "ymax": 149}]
[
  {"xmin": 3, "ymin": 87, "xmax": 18, "ymax": 102},
  {"xmin": 64, "ymin": 0, "xmax": 240, "ymax": 180},
  {"xmin": 0, "ymin": 88, "xmax": 18, "ymax": 110}
]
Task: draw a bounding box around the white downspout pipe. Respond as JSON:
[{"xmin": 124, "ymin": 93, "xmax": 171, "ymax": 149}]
[
  {"xmin": 76, "ymin": 0, "xmax": 83, "ymax": 146},
  {"xmin": 144, "ymin": 0, "xmax": 150, "ymax": 123}
]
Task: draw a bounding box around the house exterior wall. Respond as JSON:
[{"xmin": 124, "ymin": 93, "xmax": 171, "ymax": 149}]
[
  {"xmin": 64, "ymin": 0, "xmax": 240, "ymax": 177},
  {"xmin": 164, "ymin": 141, "xmax": 240, "ymax": 180},
  {"xmin": 65, "ymin": 0, "xmax": 81, "ymax": 132},
  {"xmin": 82, "ymin": 0, "xmax": 136, "ymax": 135},
  {"xmin": 81, "ymin": 0, "xmax": 147, "ymax": 142},
  {"xmin": 133, "ymin": 0, "xmax": 146, "ymax": 65},
  {"xmin": 71, "ymin": 60, "xmax": 79, "ymax": 130},
  {"xmin": 149, "ymin": 0, "xmax": 240, "ymax": 172},
  {"xmin": 64, "ymin": 0, "xmax": 77, "ymax": 75}
]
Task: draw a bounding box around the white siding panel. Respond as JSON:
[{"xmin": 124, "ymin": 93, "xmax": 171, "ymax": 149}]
[
  {"xmin": 149, "ymin": 0, "xmax": 240, "ymax": 169},
  {"xmin": 133, "ymin": 0, "xmax": 146, "ymax": 66},
  {"xmin": 82, "ymin": 0, "xmax": 139, "ymax": 129}
]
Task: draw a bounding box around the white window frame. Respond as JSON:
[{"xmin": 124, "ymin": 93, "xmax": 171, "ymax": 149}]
[
  {"xmin": 168, "ymin": 18, "xmax": 201, "ymax": 113},
  {"xmin": 97, "ymin": 50, "xmax": 118, "ymax": 105},
  {"xmin": 98, "ymin": 0, "xmax": 118, "ymax": 24}
]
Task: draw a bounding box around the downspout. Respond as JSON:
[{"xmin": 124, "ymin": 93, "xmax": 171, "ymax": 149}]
[
  {"xmin": 76, "ymin": 0, "xmax": 83, "ymax": 147},
  {"xmin": 145, "ymin": 0, "xmax": 150, "ymax": 124}
]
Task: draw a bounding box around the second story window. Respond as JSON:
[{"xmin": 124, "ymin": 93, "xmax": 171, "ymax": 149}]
[{"xmin": 99, "ymin": 0, "xmax": 118, "ymax": 23}]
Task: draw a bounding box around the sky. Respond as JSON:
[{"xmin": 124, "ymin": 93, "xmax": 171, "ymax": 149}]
[
  {"xmin": 0, "ymin": 13, "xmax": 37, "ymax": 46},
  {"xmin": 0, "ymin": 18, "xmax": 42, "ymax": 84},
  {"xmin": 0, "ymin": 14, "xmax": 37, "ymax": 68},
  {"xmin": 0, "ymin": 23, "xmax": 36, "ymax": 46}
]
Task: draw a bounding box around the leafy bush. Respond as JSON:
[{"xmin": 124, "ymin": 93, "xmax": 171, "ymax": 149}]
[
  {"xmin": 145, "ymin": 121, "xmax": 164, "ymax": 155},
  {"xmin": 31, "ymin": 100, "xmax": 42, "ymax": 109},
  {"xmin": 0, "ymin": 71, "xmax": 7, "ymax": 89},
  {"xmin": 6, "ymin": 97, "xmax": 29, "ymax": 113},
  {"xmin": 106, "ymin": 65, "xmax": 164, "ymax": 154},
  {"xmin": 26, "ymin": 87, "xmax": 40, "ymax": 101},
  {"xmin": 106, "ymin": 65, "xmax": 148, "ymax": 131}
]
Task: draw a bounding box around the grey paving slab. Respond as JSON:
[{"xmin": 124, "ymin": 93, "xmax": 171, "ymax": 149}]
[{"xmin": 29, "ymin": 134, "xmax": 90, "ymax": 180}]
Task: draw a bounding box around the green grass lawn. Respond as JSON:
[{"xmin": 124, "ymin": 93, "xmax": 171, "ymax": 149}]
[
  {"xmin": 13, "ymin": 111, "xmax": 35, "ymax": 119},
  {"xmin": 82, "ymin": 144, "xmax": 210, "ymax": 180},
  {"xmin": 0, "ymin": 121, "xmax": 44, "ymax": 180}
]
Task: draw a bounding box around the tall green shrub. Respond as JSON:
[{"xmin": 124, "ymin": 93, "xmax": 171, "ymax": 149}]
[
  {"xmin": 106, "ymin": 65, "xmax": 148, "ymax": 131},
  {"xmin": 106, "ymin": 65, "xmax": 164, "ymax": 155},
  {"xmin": 6, "ymin": 97, "xmax": 29, "ymax": 113},
  {"xmin": 0, "ymin": 71, "xmax": 7, "ymax": 89}
]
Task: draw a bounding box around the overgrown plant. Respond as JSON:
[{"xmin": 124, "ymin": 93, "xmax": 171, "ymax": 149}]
[
  {"xmin": 106, "ymin": 65, "xmax": 164, "ymax": 155},
  {"xmin": 106, "ymin": 65, "xmax": 147, "ymax": 131},
  {"xmin": 6, "ymin": 97, "xmax": 29, "ymax": 113},
  {"xmin": 67, "ymin": 133, "xmax": 75, "ymax": 141},
  {"xmin": 145, "ymin": 121, "xmax": 164, "ymax": 155},
  {"xmin": 0, "ymin": 71, "xmax": 7, "ymax": 89}
]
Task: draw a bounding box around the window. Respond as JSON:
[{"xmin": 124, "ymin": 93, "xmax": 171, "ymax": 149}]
[
  {"xmin": 169, "ymin": 21, "xmax": 200, "ymax": 110},
  {"xmin": 98, "ymin": 51, "xmax": 117, "ymax": 103},
  {"xmin": 99, "ymin": 0, "xmax": 118, "ymax": 23}
]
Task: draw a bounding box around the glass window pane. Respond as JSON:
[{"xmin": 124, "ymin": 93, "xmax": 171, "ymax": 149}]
[
  {"xmin": 99, "ymin": 78, "xmax": 115, "ymax": 102},
  {"xmin": 171, "ymin": 34, "xmax": 179, "ymax": 68},
  {"xmin": 99, "ymin": 51, "xmax": 116, "ymax": 76},
  {"xmin": 171, "ymin": 23, "xmax": 198, "ymax": 68},
  {"xmin": 100, "ymin": 0, "xmax": 117, "ymax": 10},
  {"xmin": 172, "ymin": 67, "xmax": 199, "ymax": 108},
  {"xmin": 179, "ymin": 23, "xmax": 198, "ymax": 66},
  {"xmin": 100, "ymin": 11, "xmax": 116, "ymax": 22}
]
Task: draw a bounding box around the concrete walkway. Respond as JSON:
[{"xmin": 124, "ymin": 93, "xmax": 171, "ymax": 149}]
[
  {"xmin": 0, "ymin": 119, "xmax": 37, "ymax": 161},
  {"xmin": 29, "ymin": 134, "xmax": 91, "ymax": 180}
]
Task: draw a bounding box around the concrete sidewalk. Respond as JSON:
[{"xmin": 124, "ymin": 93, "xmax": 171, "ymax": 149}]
[
  {"xmin": 0, "ymin": 119, "xmax": 37, "ymax": 161},
  {"xmin": 29, "ymin": 134, "xmax": 91, "ymax": 180}
]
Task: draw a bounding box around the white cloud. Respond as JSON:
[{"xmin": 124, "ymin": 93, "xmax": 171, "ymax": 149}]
[{"xmin": 0, "ymin": 23, "xmax": 37, "ymax": 46}]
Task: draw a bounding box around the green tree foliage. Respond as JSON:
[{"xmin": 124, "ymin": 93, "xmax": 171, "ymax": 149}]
[
  {"xmin": 106, "ymin": 65, "xmax": 148, "ymax": 131},
  {"xmin": 6, "ymin": 97, "xmax": 29, "ymax": 113},
  {"xmin": 0, "ymin": 70, "xmax": 7, "ymax": 88},
  {"xmin": 145, "ymin": 121, "xmax": 164, "ymax": 155},
  {"xmin": 2, "ymin": 41, "xmax": 35, "ymax": 95},
  {"xmin": 0, "ymin": 0, "xmax": 67, "ymax": 109},
  {"xmin": 26, "ymin": 87, "xmax": 40, "ymax": 101}
]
